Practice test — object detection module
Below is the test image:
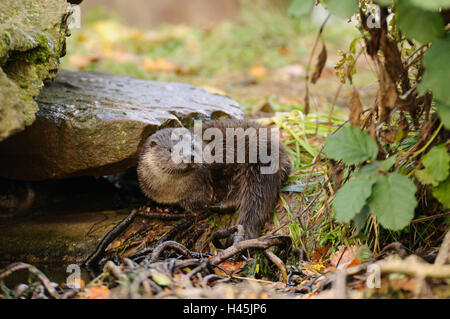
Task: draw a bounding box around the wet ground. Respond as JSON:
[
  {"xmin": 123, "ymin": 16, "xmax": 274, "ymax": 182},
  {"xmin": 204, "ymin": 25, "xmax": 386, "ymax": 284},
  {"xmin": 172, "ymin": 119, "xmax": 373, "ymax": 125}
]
[{"xmin": 0, "ymin": 169, "xmax": 148, "ymax": 284}]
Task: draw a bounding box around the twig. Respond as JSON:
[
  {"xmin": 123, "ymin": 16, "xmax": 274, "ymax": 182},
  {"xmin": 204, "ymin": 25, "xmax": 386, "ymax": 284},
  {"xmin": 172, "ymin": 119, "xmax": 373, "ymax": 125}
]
[
  {"xmin": 138, "ymin": 212, "xmax": 192, "ymax": 221},
  {"xmin": 435, "ymin": 228, "xmax": 450, "ymax": 266},
  {"xmin": 156, "ymin": 212, "xmax": 210, "ymax": 245},
  {"xmin": 0, "ymin": 262, "xmax": 60, "ymax": 299},
  {"xmin": 150, "ymin": 241, "xmax": 193, "ymax": 263},
  {"xmin": 130, "ymin": 270, "xmax": 161, "ymax": 299},
  {"xmin": 411, "ymin": 211, "xmax": 450, "ymax": 224},
  {"xmin": 376, "ymin": 255, "xmax": 450, "ymax": 278},
  {"xmin": 304, "ymin": 14, "xmax": 331, "ymax": 115},
  {"xmin": 264, "ymin": 249, "xmax": 288, "ymax": 283},
  {"xmin": 209, "ymin": 235, "xmax": 292, "ymax": 266},
  {"xmin": 105, "ymin": 260, "xmax": 124, "ymax": 279},
  {"xmin": 83, "ymin": 209, "xmax": 139, "ymax": 268},
  {"xmin": 328, "ymin": 50, "xmax": 363, "ymax": 131},
  {"xmin": 211, "ymin": 225, "xmax": 245, "ymax": 249}
]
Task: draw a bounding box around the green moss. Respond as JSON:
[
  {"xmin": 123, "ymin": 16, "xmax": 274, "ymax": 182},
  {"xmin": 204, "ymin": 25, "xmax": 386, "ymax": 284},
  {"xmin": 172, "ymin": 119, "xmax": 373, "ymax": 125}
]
[{"xmin": 0, "ymin": 0, "xmax": 71, "ymax": 140}]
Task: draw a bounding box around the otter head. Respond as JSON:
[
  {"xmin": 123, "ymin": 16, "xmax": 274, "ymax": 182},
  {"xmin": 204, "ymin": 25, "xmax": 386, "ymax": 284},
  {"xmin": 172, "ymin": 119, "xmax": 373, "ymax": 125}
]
[{"xmin": 142, "ymin": 127, "xmax": 199, "ymax": 174}]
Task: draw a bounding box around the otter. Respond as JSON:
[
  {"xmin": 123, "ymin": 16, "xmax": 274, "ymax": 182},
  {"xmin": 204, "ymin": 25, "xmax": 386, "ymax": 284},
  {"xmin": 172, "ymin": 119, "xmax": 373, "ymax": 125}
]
[{"xmin": 137, "ymin": 119, "xmax": 291, "ymax": 239}]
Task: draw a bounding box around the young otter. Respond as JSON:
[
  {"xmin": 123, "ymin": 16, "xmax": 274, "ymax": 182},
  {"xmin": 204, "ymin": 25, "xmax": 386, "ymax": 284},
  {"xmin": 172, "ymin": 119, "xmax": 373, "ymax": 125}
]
[{"xmin": 137, "ymin": 119, "xmax": 291, "ymax": 239}]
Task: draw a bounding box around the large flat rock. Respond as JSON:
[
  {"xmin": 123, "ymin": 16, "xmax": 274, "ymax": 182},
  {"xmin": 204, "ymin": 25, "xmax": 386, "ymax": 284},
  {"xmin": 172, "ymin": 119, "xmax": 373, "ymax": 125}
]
[{"xmin": 0, "ymin": 70, "xmax": 242, "ymax": 180}]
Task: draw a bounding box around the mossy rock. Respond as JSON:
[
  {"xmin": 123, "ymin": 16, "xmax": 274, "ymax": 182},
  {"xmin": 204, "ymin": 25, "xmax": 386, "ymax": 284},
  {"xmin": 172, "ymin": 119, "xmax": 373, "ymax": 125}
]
[
  {"xmin": 0, "ymin": 0, "xmax": 71, "ymax": 141},
  {"xmin": 0, "ymin": 70, "xmax": 243, "ymax": 180}
]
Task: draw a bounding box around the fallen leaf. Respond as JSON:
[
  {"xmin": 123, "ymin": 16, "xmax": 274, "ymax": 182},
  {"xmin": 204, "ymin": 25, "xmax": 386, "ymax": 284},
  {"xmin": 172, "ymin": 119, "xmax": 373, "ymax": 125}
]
[
  {"xmin": 200, "ymin": 85, "xmax": 227, "ymax": 96},
  {"xmin": 143, "ymin": 57, "xmax": 178, "ymax": 72},
  {"xmin": 330, "ymin": 245, "xmax": 359, "ymax": 270},
  {"xmin": 278, "ymin": 45, "xmax": 294, "ymax": 56},
  {"xmin": 150, "ymin": 269, "xmax": 172, "ymax": 286},
  {"xmin": 312, "ymin": 245, "xmax": 329, "ymax": 263},
  {"xmin": 250, "ymin": 63, "xmax": 268, "ymax": 78},
  {"xmin": 85, "ymin": 286, "xmax": 110, "ymax": 299},
  {"xmin": 68, "ymin": 54, "xmax": 100, "ymax": 69},
  {"xmin": 346, "ymin": 257, "xmax": 362, "ymax": 268},
  {"xmin": 391, "ymin": 277, "xmax": 416, "ymax": 292},
  {"xmin": 275, "ymin": 64, "xmax": 305, "ymax": 79},
  {"xmin": 214, "ymin": 260, "xmax": 245, "ymax": 276}
]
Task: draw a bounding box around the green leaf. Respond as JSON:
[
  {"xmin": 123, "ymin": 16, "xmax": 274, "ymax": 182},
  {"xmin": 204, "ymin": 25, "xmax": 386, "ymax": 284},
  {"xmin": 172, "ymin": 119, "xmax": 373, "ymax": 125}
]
[
  {"xmin": 353, "ymin": 205, "xmax": 370, "ymax": 232},
  {"xmin": 378, "ymin": 156, "xmax": 397, "ymax": 172},
  {"xmin": 415, "ymin": 169, "xmax": 439, "ymax": 186},
  {"xmin": 435, "ymin": 100, "xmax": 450, "ymax": 130},
  {"xmin": 396, "ymin": 0, "xmax": 444, "ymax": 44},
  {"xmin": 357, "ymin": 244, "xmax": 373, "ymax": 261},
  {"xmin": 367, "ymin": 173, "xmax": 417, "ymax": 230},
  {"xmin": 333, "ymin": 175, "xmax": 376, "ymax": 222},
  {"xmin": 432, "ymin": 177, "xmax": 450, "ymax": 208},
  {"xmin": 418, "ymin": 38, "xmax": 450, "ymax": 103},
  {"xmin": 410, "ymin": 0, "xmax": 450, "ymax": 10},
  {"xmin": 359, "ymin": 163, "xmax": 378, "ymax": 176},
  {"xmin": 288, "ymin": 0, "xmax": 315, "ymax": 17},
  {"xmin": 324, "ymin": 125, "xmax": 379, "ymax": 164},
  {"xmin": 421, "ymin": 144, "xmax": 450, "ymax": 184},
  {"xmin": 375, "ymin": 0, "xmax": 393, "ymax": 6},
  {"xmin": 150, "ymin": 269, "xmax": 172, "ymax": 286},
  {"xmin": 322, "ymin": 0, "xmax": 358, "ymax": 18}
]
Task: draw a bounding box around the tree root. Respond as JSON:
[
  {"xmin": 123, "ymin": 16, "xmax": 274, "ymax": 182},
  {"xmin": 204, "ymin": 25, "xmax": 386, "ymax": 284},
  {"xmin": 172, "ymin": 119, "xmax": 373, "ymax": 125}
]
[
  {"xmin": 150, "ymin": 240, "xmax": 193, "ymax": 263},
  {"xmin": 435, "ymin": 228, "xmax": 450, "ymax": 266},
  {"xmin": 84, "ymin": 208, "xmax": 139, "ymax": 268},
  {"xmin": 0, "ymin": 262, "xmax": 60, "ymax": 299},
  {"xmin": 211, "ymin": 225, "xmax": 245, "ymax": 249}
]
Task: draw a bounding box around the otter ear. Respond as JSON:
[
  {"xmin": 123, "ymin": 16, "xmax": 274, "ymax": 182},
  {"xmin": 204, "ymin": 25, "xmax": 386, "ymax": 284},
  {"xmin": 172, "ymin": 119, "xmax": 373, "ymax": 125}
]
[{"xmin": 149, "ymin": 140, "xmax": 157, "ymax": 147}]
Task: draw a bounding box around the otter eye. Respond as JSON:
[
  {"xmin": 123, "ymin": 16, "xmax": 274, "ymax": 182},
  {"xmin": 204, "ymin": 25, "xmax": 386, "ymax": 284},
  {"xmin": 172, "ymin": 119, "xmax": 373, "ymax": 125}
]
[{"xmin": 149, "ymin": 140, "xmax": 157, "ymax": 147}]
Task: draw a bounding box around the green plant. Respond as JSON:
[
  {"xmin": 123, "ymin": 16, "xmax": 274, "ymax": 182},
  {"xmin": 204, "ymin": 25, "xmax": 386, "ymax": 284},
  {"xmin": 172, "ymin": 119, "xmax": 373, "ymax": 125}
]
[{"xmin": 290, "ymin": 0, "xmax": 450, "ymax": 238}]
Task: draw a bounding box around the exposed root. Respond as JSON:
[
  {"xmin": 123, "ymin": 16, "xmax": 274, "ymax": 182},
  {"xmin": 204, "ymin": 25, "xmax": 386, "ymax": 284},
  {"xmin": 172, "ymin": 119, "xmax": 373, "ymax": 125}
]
[
  {"xmin": 0, "ymin": 262, "xmax": 60, "ymax": 299},
  {"xmin": 150, "ymin": 240, "xmax": 194, "ymax": 263},
  {"xmin": 84, "ymin": 209, "xmax": 139, "ymax": 268}
]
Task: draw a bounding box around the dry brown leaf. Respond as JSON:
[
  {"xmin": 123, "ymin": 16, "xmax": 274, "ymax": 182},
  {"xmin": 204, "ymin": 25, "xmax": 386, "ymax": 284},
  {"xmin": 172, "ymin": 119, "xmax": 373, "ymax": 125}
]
[
  {"xmin": 378, "ymin": 65, "xmax": 398, "ymax": 123},
  {"xmin": 143, "ymin": 57, "xmax": 178, "ymax": 72},
  {"xmin": 312, "ymin": 245, "xmax": 329, "ymax": 263},
  {"xmin": 214, "ymin": 260, "xmax": 245, "ymax": 276},
  {"xmin": 349, "ymin": 88, "xmax": 363, "ymax": 127},
  {"xmin": 380, "ymin": 128, "xmax": 398, "ymax": 144},
  {"xmin": 274, "ymin": 64, "xmax": 305, "ymax": 79},
  {"xmin": 85, "ymin": 286, "xmax": 110, "ymax": 299},
  {"xmin": 391, "ymin": 277, "xmax": 416, "ymax": 292},
  {"xmin": 250, "ymin": 63, "xmax": 268, "ymax": 78},
  {"xmin": 311, "ymin": 42, "xmax": 327, "ymax": 84},
  {"xmin": 330, "ymin": 245, "xmax": 359, "ymax": 270},
  {"xmin": 278, "ymin": 45, "xmax": 294, "ymax": 56},
  {"xmin": 68, "ymin": 54, "xmax": 100, "ymax": 69}
]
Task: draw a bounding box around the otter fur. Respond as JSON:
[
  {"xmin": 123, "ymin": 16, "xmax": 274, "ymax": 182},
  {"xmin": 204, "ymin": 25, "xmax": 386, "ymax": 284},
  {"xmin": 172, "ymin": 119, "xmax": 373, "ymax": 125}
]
[{"xmin": 137, "ymin": 119, "xmax": 291, "ymax": 239}]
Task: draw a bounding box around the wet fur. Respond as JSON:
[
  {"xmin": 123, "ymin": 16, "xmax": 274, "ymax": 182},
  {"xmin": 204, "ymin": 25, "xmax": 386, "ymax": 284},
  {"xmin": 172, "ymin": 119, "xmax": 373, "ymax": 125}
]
[{"xmin": 137, "ymin": 119, "xmax": 291, "ymax": 239}]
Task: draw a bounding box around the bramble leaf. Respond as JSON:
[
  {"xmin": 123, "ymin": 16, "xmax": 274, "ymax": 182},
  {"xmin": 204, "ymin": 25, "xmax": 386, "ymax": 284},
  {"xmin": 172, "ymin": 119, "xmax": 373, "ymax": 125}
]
[
  {"xmin": 396, "ymin": 0, "xmax": 444, "ymax": 44},
  {"xmin": 415, "ymin": 169, "xmax": 439, "ymax": 186},
  {"xmin": 432, "ymin": 177, "xmax": 450, "ymax": 208},
  {"xmin": 322, "ymin": 0, "xmax": 358, "ymax": 18},
  {"xmin": 435, "ymin": 100, "xmax": 450, "ymax": 130},
  {"xmin": 421, "ymin": 144, "xmax": 450, "ymax": 184},
  {"xmin": 324, "ymin": 125, "xmax": 378, "ymax": 164},
  {"xmin": 410, "ymin": 0, "xmax": 450, "ymax": 10},
  {"xmin": 288, "ymin": 0, "xmax": 315, "ymax": 17},
  {"xmin": 418, "ymin": 38, "xmax": 450, "ymax": 104},
  {"xmin": 333, "ymin": 175, "xmax": 375, "ymax": 222},
  {"xmin": 367, "ymin": 173, "xmax": 417, "ymax": 230}
]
